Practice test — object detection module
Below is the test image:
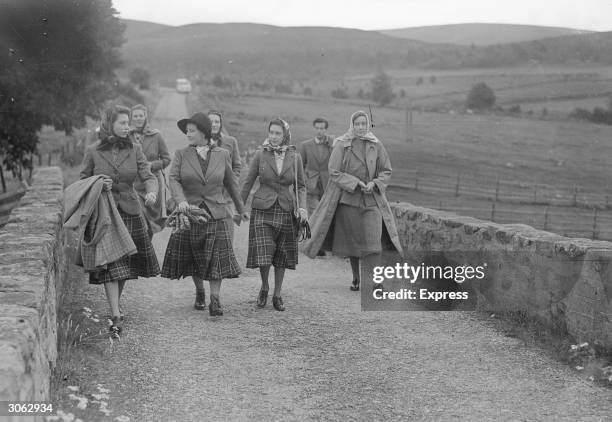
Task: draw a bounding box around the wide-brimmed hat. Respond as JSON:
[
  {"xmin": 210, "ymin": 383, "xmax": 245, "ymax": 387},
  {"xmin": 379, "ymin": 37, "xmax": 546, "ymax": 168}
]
[{"xmin": 177, "ymin": 112, "xmax": 212, "ymax": 138}]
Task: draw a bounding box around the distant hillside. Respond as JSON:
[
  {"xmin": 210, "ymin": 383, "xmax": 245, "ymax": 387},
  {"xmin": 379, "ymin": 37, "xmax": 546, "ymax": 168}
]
[
  {"xmin": 122, "ymin": 19, "xmax": 170, "ymax": 42},
  {"xmin": 429, "ymin": 31, "xmax": 612, "ymax": 68},
  {"xmin": 119, "ymin": 20, "xmax": 612, "ymax": 82},
  {"xmin": 382, "ymin": 23, "xmax": 593, "ymax": 46},
  {"xmin": 119, "ymin": 21, "xmax": 463, "ymax": 82}
]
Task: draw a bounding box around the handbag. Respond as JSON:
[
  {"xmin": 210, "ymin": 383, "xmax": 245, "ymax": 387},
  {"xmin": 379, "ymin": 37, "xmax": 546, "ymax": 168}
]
[{"xmin": 293, "ymin": 148, "xmax": 311, "ymax": 241}]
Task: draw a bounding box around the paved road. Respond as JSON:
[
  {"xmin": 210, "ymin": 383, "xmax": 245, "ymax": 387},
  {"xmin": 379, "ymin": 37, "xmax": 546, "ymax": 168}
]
[{"xmin": 83, "ymin": 89, "xmax": 612, "ymax": 421}]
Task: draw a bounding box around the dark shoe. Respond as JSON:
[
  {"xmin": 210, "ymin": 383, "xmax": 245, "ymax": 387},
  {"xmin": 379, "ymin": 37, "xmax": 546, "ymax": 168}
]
[
  {"xmin": 109, "ymin": 316, "xmax": 122, "ymax": 339},
  {"xmin": 194, "ymin": 290, "xmax": 206, "ymax": 310},
  {"xmin": 350, "ymin": 279, "xmax": 360, "ymax": 291},
  {"xmin": 119, "ymin": 306, "xmax": 125, "ymax": 322},
  {"xmin": 257, "ymin": 288, "xmax": 269, "ymax": 308},
  {"xmin": 272, "ymin": 296, "xmax": 285, "ymax": 311},
  {"xmin": 317, "ymin": 250, "xmax": 326, "ymax": 257},
  {"xmin": 209, "ymin": 295, "xmax": 223, "ymax": 316}
]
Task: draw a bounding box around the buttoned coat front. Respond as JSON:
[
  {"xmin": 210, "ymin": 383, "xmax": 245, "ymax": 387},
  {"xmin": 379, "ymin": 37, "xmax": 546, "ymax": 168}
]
[
  {"xmin": 168, "ymin": 145, "xmax": 245, "ymax": 220},
  {"xmin": 80, "ymin": 140, "xmax": 158, "ymax": 215},
  {"xmin": 240, "ymin": 147, "xmax": 307, "ymax": 213}
]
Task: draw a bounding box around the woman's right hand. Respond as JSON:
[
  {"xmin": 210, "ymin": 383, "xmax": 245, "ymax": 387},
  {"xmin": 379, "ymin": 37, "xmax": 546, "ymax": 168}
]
[
  {"xmin": 177, "ymin": 201, "xmax": 190, "ymax": 213},
  {"xmin": 102, "ymin": 176, "xmax": 113, "ymax": 191}
]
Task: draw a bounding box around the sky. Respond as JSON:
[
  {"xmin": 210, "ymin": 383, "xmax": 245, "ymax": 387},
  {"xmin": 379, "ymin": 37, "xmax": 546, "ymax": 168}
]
[{"xmin": 112, "ymin": 0, "xmax": 612, "ymax": 31}]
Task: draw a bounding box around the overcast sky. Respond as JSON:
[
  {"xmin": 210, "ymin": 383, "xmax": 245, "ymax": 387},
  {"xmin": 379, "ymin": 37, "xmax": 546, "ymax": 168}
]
[{"xmin": 112, "ymin": 0, "xmax": 612, "ymax": 31}]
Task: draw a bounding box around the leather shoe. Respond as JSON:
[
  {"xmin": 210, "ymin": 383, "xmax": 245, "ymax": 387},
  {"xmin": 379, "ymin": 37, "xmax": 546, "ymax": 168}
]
[
  {"xmin": 194, "ymin": 290, "xmax": 206, "ymax": 310},
  {"xmin": 257, "ymin": 288, "xmax": 269, "ymax": 308},
  {"xmin": 272, "ymin": 296, "xmax": 285, "ymax": 311},
  {"xmin": 209, "ymin": 295, "xmax": 223, "ymax": 316},
  {"xmin": 350, "ymin": 279, "xmax": 360, "ymax": 291}
]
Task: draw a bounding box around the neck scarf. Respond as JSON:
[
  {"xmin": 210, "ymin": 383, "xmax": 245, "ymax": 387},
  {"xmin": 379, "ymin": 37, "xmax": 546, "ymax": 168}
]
[{"xmin": 191, "ymin": 141, "xmax": 215, "ymax": 161}]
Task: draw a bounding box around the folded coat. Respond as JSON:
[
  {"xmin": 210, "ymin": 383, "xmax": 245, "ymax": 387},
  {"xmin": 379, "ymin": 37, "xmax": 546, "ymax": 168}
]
[{"xmin": 64, "ymin": 175, "xmax": 137, "ymax": 271}]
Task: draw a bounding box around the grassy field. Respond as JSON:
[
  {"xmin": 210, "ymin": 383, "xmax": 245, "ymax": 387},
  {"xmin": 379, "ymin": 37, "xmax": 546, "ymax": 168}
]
[
  {"xmin": 295, "ymin": 65, "xmax": 612, "ymax": 112},
  {"xmin": 190, "ymin": 85, "xmax": 612, "ymax": 241}
]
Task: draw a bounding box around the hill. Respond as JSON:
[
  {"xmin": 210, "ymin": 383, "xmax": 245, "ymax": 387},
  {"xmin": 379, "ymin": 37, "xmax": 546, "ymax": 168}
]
[
  {"xmin": 119, "ymin": 20, "xmax": 612, "ymax": 82},
  {"xmin": 119, "ymin": 21, "xmax": 463, "ymax": 82},
  {"xmin": 381, "ymin": 23, "xmax": 593, "ymax": 46}
]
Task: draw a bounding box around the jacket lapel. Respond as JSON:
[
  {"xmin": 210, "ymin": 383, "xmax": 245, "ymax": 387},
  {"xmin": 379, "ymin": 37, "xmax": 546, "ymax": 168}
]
[
  {"xmin": 184, "ymin": 148, "xmax": 206, "ymax": 183},
  {"xmin": 279, "ymin": 150, "xmax": 294, "ymax": 177},
  {"xmin": 263, "ymin": 151, "xmax": 279, "ymax": 176},
  {"xmin": 349, "ymin": 140, "xmax": 366, "ymax": 166},
  {"xmin": 313, "ymin": 139, "xmax": 331, "ymax": 168},
  {"xmin": 203, "ymin": 148, "xmax": 222, "ymax": 182}
]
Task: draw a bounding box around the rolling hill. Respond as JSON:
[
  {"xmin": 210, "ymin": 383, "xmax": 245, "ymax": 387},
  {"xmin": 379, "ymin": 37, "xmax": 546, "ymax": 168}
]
[
  {"xmin": 119, "ymin": 20, "xmax": 612, "ymax": 82},
  {"xmin": 381, "ymin": 23, "xmax": 593, "ymax": 46}
]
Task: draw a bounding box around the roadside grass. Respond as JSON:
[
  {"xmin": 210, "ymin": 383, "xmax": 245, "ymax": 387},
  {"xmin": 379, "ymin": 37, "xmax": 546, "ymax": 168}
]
[{"xmin": 477, "ymin": 308, "xmax": 612, "ymax": 389}]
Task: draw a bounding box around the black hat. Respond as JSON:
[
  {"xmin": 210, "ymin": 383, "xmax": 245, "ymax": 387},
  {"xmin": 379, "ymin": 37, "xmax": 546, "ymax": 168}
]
[{"xmin": 177, "ymin": 113, "xmax": 212, "ymax": 139}]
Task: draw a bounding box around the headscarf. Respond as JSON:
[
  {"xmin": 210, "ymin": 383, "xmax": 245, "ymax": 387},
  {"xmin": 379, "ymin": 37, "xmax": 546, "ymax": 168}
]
[
  {"xmin": 130, "ymin": 104, "xmax": 159, "ymax": 137},
  {"xmin": 333, "ymin": 110, "xmax": 379, "ymax": 146},
  {"xmin": 207, "ymin": 109, "xmax": 224, "ymax": 146},
  {"xmin": 262, "ymin": 118, "xmax": 292, "ymax": 154},
  {"xmin": 98, "ymin": 105, "xmax": 133, "ymax": 150}
]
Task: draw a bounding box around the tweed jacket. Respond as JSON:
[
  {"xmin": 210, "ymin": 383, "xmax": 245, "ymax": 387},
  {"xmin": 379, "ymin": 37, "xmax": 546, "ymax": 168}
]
[
  {"xmin": 298, "ymin": 135, "xmax": 334, "ymax": 196},
  {"xmin": 302, "ymin": 137, "xmax": 403, "ymax": 258},
  {"xmin": 80, "ymin": 140, "xmax": 158, "ymax": 215},
  {"xmin": 168, "ymin": 145, "xmax": 245, "ymax": 220},
  {"xmin": 64, "ymin": 175, "xmax": 137, "ymax": 270},
  {"xmin": 240, "ymin": 147, "xmax": 307, "ymax": 213}
]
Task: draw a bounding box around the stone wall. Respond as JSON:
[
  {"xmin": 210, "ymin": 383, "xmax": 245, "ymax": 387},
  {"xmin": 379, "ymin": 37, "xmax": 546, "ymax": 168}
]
[
  {"xmin": 0, "ymin": 167, "xmax": 64, "ymax": 406},
  {"xmin": 392, "ymin": 203, "xmax": 612, "ymax": 347}
]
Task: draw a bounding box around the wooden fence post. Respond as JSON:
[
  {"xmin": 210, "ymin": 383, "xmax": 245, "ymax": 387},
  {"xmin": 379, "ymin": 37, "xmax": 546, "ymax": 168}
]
[
  {"xmin": 414, "ymin": 170, "xmax": 419, "ymax": 191},
  {"xmin": 543, "ymin": 206, "xmax": 549, "ymax": 230},
  {"xmin": 495, "ymin": 177, "xmax": 500, "ymax": 202},
  {"xmin": 490, "ymin": 201, "xmax": 496, "ymax": 222},
  {"xmin": 592, "ymin": 208, "xmax": 598, "ymax": 239},
  {"xmin": 573, "ymin": 185, "xmax": 578, "ymax": 207},
  {"xmin": 455, "ymin": 173, "xmax": 460, "ymax": 197}
]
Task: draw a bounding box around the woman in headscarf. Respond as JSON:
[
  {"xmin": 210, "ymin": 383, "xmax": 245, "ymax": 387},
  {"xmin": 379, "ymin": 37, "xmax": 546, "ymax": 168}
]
[
  {"xmin": 303, "ymin": 111, "xmax": 403, "ymax": 291},
  {"xmin": 240, "ymin": 119, "xmax": 307, "ymax": 311},
  {"xmin": 161, "ymin": 113, "xmax": 248, "ymax": 317},
  {"xmin": 130, "ymin": 104, "xmax": 171, "ymax": 236},
  {"xmin": 80, "ymin": 105, "xmax": 160, "ymax": 337},
  {"xmin": 208, "ymin": 110, "xmax": 242, "ymax": 239}
]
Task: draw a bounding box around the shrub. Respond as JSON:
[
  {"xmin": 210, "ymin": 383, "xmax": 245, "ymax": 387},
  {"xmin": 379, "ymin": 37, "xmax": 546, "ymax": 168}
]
[{"xmin": 466, "ymin": 82, "xmax": 495, "ymax": 110}]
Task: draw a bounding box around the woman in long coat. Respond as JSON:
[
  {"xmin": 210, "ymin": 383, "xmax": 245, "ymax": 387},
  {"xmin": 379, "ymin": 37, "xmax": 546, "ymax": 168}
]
[
  {"xmin": 303, "ymin": 111, "xmax": 403, "ymax": 291},
  {"xmin": 80, "ymin": 105, "xmax": 160, "ymax": 336},
  {"xmin": 130, "ymin": 104, "xmax": 171, "ymax": 236},
  {"xmin": 161, "ymin": 113, "xmax": 248, "ymax": 316},
  {"xmin": 240, "ymin": 119, "xmax": 307, "ymax": 311}
]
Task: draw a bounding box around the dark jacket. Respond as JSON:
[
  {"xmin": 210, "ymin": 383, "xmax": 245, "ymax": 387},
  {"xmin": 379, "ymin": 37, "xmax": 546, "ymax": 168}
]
[{"xmin": 298, "ymin": 135, "xmax": 333, "ymax": 197}]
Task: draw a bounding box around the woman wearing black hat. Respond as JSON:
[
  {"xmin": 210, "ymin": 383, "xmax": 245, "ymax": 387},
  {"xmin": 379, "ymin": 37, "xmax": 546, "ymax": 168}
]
[
  {"xmin": 240, "ymin": 118, "xmax": 307, "ymax": 311},
  {"xmin": 161, "ymin": 113, "xmax": 249, "ymax": 316}
]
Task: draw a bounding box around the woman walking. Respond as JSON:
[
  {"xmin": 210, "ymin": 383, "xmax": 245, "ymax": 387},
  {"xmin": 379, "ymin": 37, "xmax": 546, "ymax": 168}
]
[
  {"xmin": 130, "ymin": 104, "xmax": 171, "ymax": 236},
  {"xmin": 303, "ymin": 111, "xmax": 403, "ymax": 291},
  {"xmin": 79, "ymin": 105, "xmax": 160, "ymax": 336},
  {"xmin": 241, "ymin": 118, "xmax": 307, "ymax": 311},
  {"xmin": 161, "ymin": 113, "xmax": 248, "ymax": 316}
]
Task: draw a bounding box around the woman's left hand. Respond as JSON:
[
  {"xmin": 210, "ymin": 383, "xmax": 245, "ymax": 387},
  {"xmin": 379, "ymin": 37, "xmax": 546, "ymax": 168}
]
[
  {"xmin": 298, "ymin": 208, "xmax": 308, "ymax": 222},
  {"xmin": 363, "ymin": 181, "xmax": 376, "ymax": 194},
  {"xmin": 144, "ymin": 192, "xmax": 157, "ymax": 206}
]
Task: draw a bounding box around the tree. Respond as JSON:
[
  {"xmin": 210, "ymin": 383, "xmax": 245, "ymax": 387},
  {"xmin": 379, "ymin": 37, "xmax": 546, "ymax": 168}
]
[
  {"xmin": 370, "ymin": 72, "xmax": 394, "ymax": 106},
  {"xmin": 466, "ymin": 82, "xmax": 496, "ymax": 110},
  {"xmin": 0, "ymin": 0, "xmax": 125, "ymax": 177},
  {"xmin": 129, "ymin": 68, "xmax": 150, "ymax": 90}
]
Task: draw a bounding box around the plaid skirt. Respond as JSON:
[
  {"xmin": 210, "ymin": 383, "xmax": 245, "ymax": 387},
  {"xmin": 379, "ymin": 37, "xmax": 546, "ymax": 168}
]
[
  {"xmin": 161, "ymin": 218, "xmax": 241, "ymax": 281},
  {"xmin": 89, "ymin": 210, "xmax": 160, "ymax": 284},
  {"xmin": 247, "ymin": 202, "xmax": 298, "ymax": 269}
]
